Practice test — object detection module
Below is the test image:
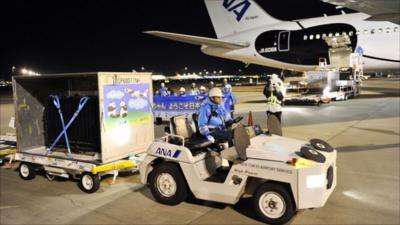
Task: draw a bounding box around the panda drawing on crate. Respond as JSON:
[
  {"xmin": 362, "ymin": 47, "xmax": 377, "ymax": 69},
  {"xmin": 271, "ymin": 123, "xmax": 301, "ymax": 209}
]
[
  {"xmin": 263, "ymin": 74, "xmax": 286, "ymax": 124},
  {"xmin": 120, "ymin": 101, "xmax": 128, "ymax": 118},
  {"xmin": 107, "ymin": 102, "xmax": 120, "ymax": 118}
]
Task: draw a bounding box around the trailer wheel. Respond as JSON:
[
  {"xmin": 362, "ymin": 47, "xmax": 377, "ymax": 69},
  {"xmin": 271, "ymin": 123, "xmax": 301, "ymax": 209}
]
[
  {"xmin": 253, "ymin": 182, "xmax": 295, "ymax": 225},
  {"xmin": 155, "ymin": 117, "xmax": 163, "ymax": 125},
  {"xmin": 310, "ymin": 139, "xmax": 334, "ymax": 152},
  {"xmin": 78, "ymin": 172, "xmax": 100, "ymax": 193},
  {"xmin": 301, "ymin": 146, "xmax": 326, "ymax": 163},
  {"xmin": 19, "ymin": 163, "xmax": 36, "ymax": 180},
  {"xmin": 149, "ymin": 162, "xmax": 188, "ymax": 205}
]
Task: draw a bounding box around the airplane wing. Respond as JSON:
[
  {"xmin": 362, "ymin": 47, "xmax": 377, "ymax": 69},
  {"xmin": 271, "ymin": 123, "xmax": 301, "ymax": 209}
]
[
  {"xmin": 321, "ymin": 0, "xmax": 400, "ymax": 24},
  {"xmin": 144, "ymin": 31, "xmax": 249, "ymax": 49}
]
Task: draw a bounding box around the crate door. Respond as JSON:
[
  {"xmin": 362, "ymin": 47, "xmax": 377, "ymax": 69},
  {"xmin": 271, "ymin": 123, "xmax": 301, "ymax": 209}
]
[{"xmin": 98, "ymin": 73, "xmax": 154, "ymax": 163}]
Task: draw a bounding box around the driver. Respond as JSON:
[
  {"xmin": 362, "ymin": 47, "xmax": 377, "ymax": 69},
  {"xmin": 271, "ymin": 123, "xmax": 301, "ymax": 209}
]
[{"xmin": 198, "ymin": 87, "xmax": 234, "ymax": 146}]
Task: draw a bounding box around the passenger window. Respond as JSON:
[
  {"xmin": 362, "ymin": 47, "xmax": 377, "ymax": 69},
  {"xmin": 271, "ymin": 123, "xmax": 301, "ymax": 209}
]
[
  {"xmin": 316, "ymin": 34, "xmax": 320, "ymax": 39},
  {"xmin": 378, "ymin": 28, "xmax": 383, "ymax": 33},
  {"xmin": 322, "ymin": 33, "xmax": 327, "ymax": 38},
  {"xmin": 395, "ymin": 27, "xmax": 399, "ymax": 32},
  {"xmin": 356, "ymin": 30, "xmax": 360, "ymax": 35},
  {"xmin": 303, "ymin": 35, "xmax": 308, "ymax": 40},
  {"xmin": 363, "ymin": 29, "xmax": 368, "ymax": 34},
  {"xmin": 342, "ymin": 31, "xmax": 347, "ymax": 36},
  {"xmin": 371, "ymin": 29, "xmax": 375, "ymax": 34},
  {"xmin": 349, "ymin": 31, "xmax": 354, "ymax": 36},
  {"xmin": 328, "ymin": 33, "xmax": 333, "ymax": 37},
  {"xmin": 386, "ymin": 27, "xmax": 391, "ymax": 33},
  {"xmin": 309, "ymin": 34, "xmax": 314, "ymax": 40},
  {"xmin": 335, "ymin": 32, "xmax": 340, "ymax": 36}
]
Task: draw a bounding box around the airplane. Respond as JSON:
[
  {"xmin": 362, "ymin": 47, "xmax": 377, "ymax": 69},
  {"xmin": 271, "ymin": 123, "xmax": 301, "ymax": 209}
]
[
  {"xmin": 321, "ymin": 0, "xmax": 400, "ymax": 24},
  {"xmin": 145, "ymin": 0, "xmax": 400, "ymax": 73}
]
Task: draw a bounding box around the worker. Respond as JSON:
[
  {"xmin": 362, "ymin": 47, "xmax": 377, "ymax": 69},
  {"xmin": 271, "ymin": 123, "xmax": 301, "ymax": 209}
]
[
  {"xmin": 159, "ymin": 83, "xmax": 169, "ymax": 96},
  {"xmin": 208, "ymin": 81, "xmax": 215, "ymax": 89},
  {"xmin": 189, "ymin": 82, "xmax": 200, "ymax": 95},
  {"xmin": 196, "ymin": 86, "xmax": 208, "ymax": 101},
  {"xmin": 222, "ymin": 84, "xmax": 237, "ymax": 118},
  {"xmin": 178, "ymin": 87, "xmax": 186, "ymax": 96},
  {"xmin": 223, "ymin": 78, "xmax": 229, "ymax": 87},
  {"xmin": 263, "ymin": 74, "xmax": 285, "ymax": 123},
  {"xmin": 198, "ymin": 87, "xmax": 233, "ymax": 146},
  {"xmin": 199, "ymin": 86, "xmax": 207, "ymax": 95}
]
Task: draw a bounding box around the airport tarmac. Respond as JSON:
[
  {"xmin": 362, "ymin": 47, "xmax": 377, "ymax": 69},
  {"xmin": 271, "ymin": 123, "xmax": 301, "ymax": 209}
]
[{"xmin": 0, "ymin": 78, "xmax": 399, "ymax": 224}]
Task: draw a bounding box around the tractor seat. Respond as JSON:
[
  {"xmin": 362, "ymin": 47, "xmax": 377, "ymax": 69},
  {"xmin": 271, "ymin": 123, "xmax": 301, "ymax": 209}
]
[{"xmin": 170, "ymin": 115, "xmax": 213, "ymax": 153}]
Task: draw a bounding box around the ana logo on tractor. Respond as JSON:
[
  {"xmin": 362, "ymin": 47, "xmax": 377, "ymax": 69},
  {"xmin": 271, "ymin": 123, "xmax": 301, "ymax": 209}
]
[{"xmin": 155, "ymin": 148, "xmax": 181, "ymax": 158}]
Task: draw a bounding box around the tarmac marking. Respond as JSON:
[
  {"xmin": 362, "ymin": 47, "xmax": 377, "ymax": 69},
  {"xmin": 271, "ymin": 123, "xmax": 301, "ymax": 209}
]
[{"xmin": 0, "ymin": 205, "xmax": 20, "ymax": 210}]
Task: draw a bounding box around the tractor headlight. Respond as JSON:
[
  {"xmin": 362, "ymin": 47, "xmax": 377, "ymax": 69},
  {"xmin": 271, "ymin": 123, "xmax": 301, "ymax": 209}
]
[{"xmin": 306, "ymin": 174, "xmax": 326, "ymax": 188}]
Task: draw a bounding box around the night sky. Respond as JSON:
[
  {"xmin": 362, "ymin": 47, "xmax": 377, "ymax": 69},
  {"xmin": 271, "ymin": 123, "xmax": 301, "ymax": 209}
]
[{"xmin": 0, "ymin": 0, "xmax": 354, "ymax": 79}]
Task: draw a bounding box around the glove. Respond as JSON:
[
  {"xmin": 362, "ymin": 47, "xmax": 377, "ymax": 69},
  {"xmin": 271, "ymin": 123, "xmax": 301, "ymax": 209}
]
[
  {"xmin": 225, "ymin": 120, "xmax": 234, "ymax": 127},
  {"xmin": 206, "ymin": 135, "xmax": 215, "ymax": 143}
]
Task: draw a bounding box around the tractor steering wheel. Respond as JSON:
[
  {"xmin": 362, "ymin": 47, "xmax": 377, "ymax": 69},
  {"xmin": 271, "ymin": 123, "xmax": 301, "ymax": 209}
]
[
  {"xmin": 233, "ymin": 116, "xmax": 243, "ymax": 123},
  {"xmin": 230, "ymin": 116, "xmax": 244, "ymax": 130}
]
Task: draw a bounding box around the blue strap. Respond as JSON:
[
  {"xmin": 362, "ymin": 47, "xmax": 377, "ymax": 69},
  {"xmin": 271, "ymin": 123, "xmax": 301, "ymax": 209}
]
[
  {"xmin": 51, "ymin": 95, "xmax": 72, "ymax": 156},
  {"xmin": 47, "ymin": 96, "xmax": 90, "ymax": 157}
]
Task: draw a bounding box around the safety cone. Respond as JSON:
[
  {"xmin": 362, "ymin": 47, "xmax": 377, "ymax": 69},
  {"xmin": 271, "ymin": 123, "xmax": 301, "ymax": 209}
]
[{"xmin": 247, "ymin": 111, "xmax": 254, "ymax": 126}]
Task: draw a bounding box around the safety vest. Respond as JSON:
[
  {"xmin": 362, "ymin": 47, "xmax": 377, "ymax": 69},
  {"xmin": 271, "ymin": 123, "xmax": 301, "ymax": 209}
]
[{"xmin": 267, "ymin": 92, "xmax": 282, "ymax": 106}]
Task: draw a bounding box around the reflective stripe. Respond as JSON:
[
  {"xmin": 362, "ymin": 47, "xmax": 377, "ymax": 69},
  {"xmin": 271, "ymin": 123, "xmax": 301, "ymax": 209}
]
[{"xmin": 267, "ymin": 92, "xmax": 282, "ymax": 105}]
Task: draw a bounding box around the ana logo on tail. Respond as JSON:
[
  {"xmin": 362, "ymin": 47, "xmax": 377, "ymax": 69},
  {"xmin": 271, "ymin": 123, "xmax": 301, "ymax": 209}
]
[{"xmin": 223, "ymin": 0, "xmax": 251, "ymax": 22}]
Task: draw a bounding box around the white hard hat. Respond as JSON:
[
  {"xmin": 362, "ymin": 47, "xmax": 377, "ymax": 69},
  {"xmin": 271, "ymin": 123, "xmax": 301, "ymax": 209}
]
[
  {"xmin": 179, "ymin": 87, "xmax": 186, "ymax": 92},
  {"xmin": 199, "ymin": 86, "xmax": 206, "ymax": 90},
  {"xmin": 209, "ymin": 87, "xmax": 222, "ymax": 97}
]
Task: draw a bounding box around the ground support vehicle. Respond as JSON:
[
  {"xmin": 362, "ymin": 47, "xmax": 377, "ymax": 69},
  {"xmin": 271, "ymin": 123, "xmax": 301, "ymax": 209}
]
[
  {"xmin": 12, "ymin": 72, "xmax": 154, "ymax": 193},
  {"xmin": 285, "ymin": 68, "xmax": 361, "ymax": 106},
  {"xmin": 140, "ymin": 115, "xmax": 337, "ymax": 224},
  {"xmin": 0, "ymin": 134, "xmax": 16, "ymax": 165}
]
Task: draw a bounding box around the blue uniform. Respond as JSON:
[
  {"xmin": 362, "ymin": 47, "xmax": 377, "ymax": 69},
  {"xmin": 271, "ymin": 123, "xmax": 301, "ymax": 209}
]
[
  {"xmin": 159, "ymin": 87, "xmax": 169, "ymax": 96},
  {"xmin": 223, "ymin": 91, "xmax": 237, "ymax": 114},
  {"xmin": 196, "ymin": 93, "xmax": 208, "ymax": 101},
  {"xmin": 189, "ymin": 88, "xmax": 200, "ymax": 96},
  {"xmin": 198, "ymin": 98, "xmax": 233, "ymax": 143}
]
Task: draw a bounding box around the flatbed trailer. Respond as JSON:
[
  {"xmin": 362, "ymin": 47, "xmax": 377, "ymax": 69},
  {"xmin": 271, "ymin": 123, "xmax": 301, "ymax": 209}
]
[
  {"xmin": 14, "ymin": 150, "xmax": 145, "ymax": 192},
  {"xmin": 12, "ymin": 72, "xmax": 154, "ymax": 193},
  {"xmin": 0, "ymin": 134, "xmax": 17, "ymax": 165}
]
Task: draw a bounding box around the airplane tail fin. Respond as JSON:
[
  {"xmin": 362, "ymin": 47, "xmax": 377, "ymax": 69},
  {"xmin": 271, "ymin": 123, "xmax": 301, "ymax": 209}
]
[{"xmin": 204, "ymin": 0, "xmax": 282, "ymax": 38}]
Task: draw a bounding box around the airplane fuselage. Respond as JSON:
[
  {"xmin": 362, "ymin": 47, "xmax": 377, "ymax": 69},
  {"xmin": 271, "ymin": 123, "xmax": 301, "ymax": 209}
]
[{"xmin": 202, "ymin": 13, "xmax": 400, "ymax": 72}]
